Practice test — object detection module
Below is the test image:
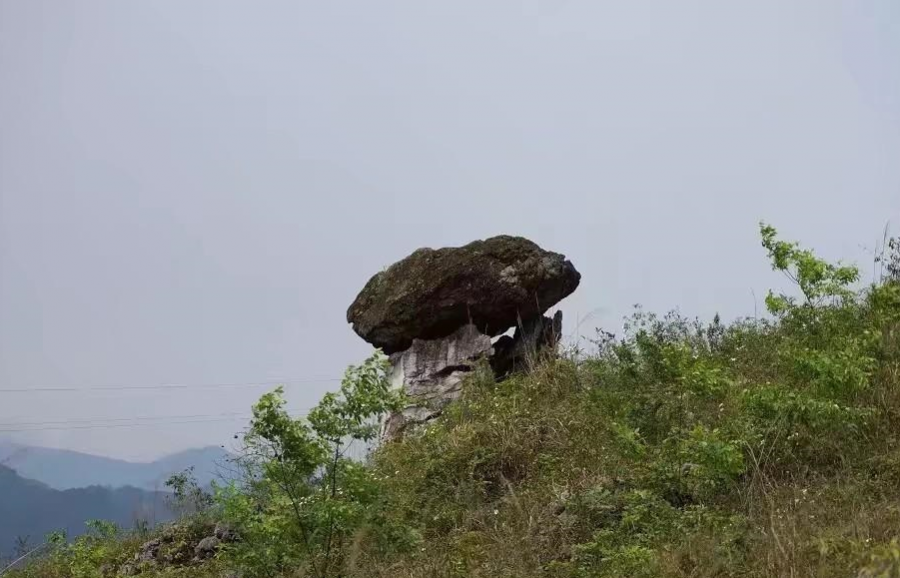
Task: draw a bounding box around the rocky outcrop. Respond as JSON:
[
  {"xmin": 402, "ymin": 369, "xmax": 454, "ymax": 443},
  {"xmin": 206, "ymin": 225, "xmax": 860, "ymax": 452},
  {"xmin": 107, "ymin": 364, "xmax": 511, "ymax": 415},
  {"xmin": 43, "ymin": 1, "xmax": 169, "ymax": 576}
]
[
  {"xmin": 348, "ymin": 235, "xmax": 580, "ymax": 440},
  {"xmin": 136, "ymin": 538, "xmax": 161, "ymax": 563},
  {"xmin": 347, "ymin": 235, "xmax": 580, "ymax": 354},
  {"xmin": 121, "ymin": 520, "xmax": 239, "ymax": 574},
  {"xmin": 214, "ymin": 522, "xmax": 238, "ymax": 542},
  {"xmin": 194, "ymin": 536, "xmax": 220, "ymax": 560}
]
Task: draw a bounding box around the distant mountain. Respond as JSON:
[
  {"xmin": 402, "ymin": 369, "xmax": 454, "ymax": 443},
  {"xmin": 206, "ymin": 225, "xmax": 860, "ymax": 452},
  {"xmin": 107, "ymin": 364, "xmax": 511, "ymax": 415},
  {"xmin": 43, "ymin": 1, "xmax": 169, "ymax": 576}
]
[
  {"xmin": 0, "ymin": 464, "xmax": 173, "ymax": 558},
  {"xmin": 0, "ymin": 443, "xmax": 234, "ymax": 491}
]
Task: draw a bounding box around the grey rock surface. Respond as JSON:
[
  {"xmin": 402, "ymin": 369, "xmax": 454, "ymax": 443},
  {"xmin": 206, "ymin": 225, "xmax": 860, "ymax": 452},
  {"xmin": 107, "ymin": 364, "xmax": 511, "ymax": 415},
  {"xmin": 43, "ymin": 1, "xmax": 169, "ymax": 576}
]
[
  {"xmin": 348, "ymin": 235, "xmax": 580, "ymax": 354},
  {"xmin": 381, "ymin": 324, "xmax": 492, "ymax": 439}
]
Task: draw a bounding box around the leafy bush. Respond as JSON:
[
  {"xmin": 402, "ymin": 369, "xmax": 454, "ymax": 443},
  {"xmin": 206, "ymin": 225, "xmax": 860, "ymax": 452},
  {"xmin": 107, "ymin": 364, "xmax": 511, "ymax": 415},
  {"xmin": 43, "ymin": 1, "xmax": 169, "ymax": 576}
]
[{"xmin": 214, "ymin": 351, "xmax": 409, "ymax": 578}]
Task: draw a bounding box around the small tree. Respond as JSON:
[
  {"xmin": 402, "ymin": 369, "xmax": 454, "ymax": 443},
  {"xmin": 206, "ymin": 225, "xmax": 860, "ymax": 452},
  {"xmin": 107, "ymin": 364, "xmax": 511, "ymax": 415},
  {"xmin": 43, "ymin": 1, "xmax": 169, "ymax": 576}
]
[
  {"xmin": 218, "ymin": 351, "xmax": 406, "ymax": 578},
  {"xmin": 13, "ymin": 536, "xmax": 31, "ymax": 558},
  {"xmin": 165, "ymin": 466, "xmax": 213, "ymax": 517},
  {"xmin": 760, "ymin": 222, "xmax": 860, "ymax": 315},
  {"xmin": 876, "ymin": 235, "xmax": 900, "ymax": 283}
]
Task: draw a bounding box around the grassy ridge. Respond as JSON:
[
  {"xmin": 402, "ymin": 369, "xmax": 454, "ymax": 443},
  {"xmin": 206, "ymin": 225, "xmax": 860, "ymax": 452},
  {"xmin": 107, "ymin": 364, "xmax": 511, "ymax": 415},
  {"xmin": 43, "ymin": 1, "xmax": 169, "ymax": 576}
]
[{"xmin": 9, "ymin": 226, "xmax": 900, "ymax": 577}]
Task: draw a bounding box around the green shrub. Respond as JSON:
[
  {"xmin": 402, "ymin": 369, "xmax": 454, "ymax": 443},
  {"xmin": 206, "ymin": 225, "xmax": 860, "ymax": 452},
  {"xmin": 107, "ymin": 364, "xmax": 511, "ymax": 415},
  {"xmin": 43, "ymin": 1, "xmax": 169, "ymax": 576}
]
[{"xmin": 214, "ymin": 351, "xmax": 409, "ymax": 578}]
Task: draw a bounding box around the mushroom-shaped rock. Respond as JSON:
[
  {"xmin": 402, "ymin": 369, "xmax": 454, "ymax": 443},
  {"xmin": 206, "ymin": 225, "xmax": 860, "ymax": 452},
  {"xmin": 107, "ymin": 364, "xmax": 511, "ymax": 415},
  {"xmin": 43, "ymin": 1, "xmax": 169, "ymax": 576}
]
[{"xmin": 347, "ymin": 235, "xmax": 580, "ymax": 353}]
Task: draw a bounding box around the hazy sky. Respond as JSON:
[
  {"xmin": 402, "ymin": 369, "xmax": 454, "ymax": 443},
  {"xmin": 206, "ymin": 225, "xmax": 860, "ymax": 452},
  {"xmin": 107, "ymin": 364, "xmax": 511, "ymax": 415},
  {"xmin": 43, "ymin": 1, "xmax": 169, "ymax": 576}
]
[{"xmin": 1, "ymin": 1, "xmax": 898, "ymax": 461}]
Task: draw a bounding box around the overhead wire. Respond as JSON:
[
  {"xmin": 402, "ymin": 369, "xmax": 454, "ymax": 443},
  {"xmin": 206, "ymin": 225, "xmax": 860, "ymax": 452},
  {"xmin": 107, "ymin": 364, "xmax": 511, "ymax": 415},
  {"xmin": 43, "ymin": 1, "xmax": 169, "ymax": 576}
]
[
  {"xmin": 0, "ymin": 410, "xmax": 310, "ymax": 433},
  {"xmin": 0, "ymin": 376, "xmax": 335, "ymax": 434},
  {"xmin": 0, "ymin": 376, "xmax": 342, "ymax": 394},
  {"xmin": 0, "ymin": 409, "xmax": 312, "ymax": 429}
]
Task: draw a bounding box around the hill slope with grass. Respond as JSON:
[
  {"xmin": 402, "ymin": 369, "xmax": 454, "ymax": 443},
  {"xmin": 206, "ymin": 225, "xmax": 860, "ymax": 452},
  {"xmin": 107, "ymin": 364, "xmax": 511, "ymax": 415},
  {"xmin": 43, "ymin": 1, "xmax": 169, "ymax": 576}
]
[{"xmin": 8, "ymin": 227, "xmax": 900, "ymax": 578}]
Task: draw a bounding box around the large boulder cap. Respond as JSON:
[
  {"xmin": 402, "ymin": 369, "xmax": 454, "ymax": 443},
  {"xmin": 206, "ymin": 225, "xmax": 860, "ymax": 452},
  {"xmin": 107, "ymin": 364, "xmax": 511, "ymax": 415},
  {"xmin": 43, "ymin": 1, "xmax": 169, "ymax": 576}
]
[{"xmin": 347, "ymin": 235, "xmax": 580, "ymax": 353}]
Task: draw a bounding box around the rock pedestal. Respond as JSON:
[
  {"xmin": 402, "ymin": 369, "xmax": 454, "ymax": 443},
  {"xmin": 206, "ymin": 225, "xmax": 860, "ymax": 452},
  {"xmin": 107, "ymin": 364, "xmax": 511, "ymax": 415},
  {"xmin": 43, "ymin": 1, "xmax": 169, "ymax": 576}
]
[
  {"xmin": 380, "ymin": 324, "xmax": 492, "ymax": 440},
  {"xmin": 379, "ymin": 312, "xmax": 564, "ymax": 441}
]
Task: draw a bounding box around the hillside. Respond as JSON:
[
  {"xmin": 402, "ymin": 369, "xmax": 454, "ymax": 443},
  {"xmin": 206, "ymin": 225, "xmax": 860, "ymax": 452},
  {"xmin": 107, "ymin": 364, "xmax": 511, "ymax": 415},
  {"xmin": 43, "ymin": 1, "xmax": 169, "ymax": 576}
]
[
  {"xmin": 0, "ymin": 444, "xmax": 232, "ymax": 491},
  {"xmin": 7, "ymin": 228, "xmax": 900, "ymax": 578},
  {"xmin": 0, "ymin": 464, "xmax": 173, "ymax": 559}
]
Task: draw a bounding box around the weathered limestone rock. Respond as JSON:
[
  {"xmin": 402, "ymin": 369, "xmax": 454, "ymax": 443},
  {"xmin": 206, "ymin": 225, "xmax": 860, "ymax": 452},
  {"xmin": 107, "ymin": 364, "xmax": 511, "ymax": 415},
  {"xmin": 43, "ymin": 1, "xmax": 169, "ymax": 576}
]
[
  {"xmin": 380, "ymin": 324, "xmax": 492, "ymax": 439},
  {"xmin": 214, "ymin": 522, "xmax": 238, "ymax": 543},
  {"xmin": 194, "ymin": 536, "xmax": 220, "ymax": 560},
  {"xmin": 348, "ymin": 235, "xmax": 580, "ymax": 354},
  {"xmin": 491, "ymin": 311, "xmax": 564, "ymax": 378},
  {"xmin": 136, "ymin": 539, "xmax": 161, "ymax": 562}
]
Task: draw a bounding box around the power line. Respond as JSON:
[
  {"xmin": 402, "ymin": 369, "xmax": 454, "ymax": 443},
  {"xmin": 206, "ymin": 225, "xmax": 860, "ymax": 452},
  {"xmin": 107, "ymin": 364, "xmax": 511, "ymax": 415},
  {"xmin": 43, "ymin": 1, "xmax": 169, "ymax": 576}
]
[
  {"xmin": 0, "ymin": 542, "xmax": 52, "ymax": 576},
  {"xmin": 0, "ymin": 377, "xmax": 342, "ymax": 394},
  {"xmin": 0, "ymin": 417, "xmax": 252, "ymax": 433},
  {"xmin": 0, "ymin": 410, "xmax": 310, "ymax": 433},
  {"xmin": 0, "ymin": 409, "xmax": 312, "ymax": 429}
]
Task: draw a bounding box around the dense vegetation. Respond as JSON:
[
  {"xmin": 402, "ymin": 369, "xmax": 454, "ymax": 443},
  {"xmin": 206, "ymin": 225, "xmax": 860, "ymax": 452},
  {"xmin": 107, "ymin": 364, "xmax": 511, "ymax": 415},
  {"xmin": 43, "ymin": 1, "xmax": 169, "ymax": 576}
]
[{"xmin": 7, "ymin": 225, "xmax": 900, "ymax": 578}]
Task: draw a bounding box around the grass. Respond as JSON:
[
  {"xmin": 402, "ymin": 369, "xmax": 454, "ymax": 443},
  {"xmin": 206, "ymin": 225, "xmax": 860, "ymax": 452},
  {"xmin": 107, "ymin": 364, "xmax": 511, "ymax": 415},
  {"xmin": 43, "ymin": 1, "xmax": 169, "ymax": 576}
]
[{"xmin": 357, "ymin": 298, "xmax": 900, "ymax": 577}]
